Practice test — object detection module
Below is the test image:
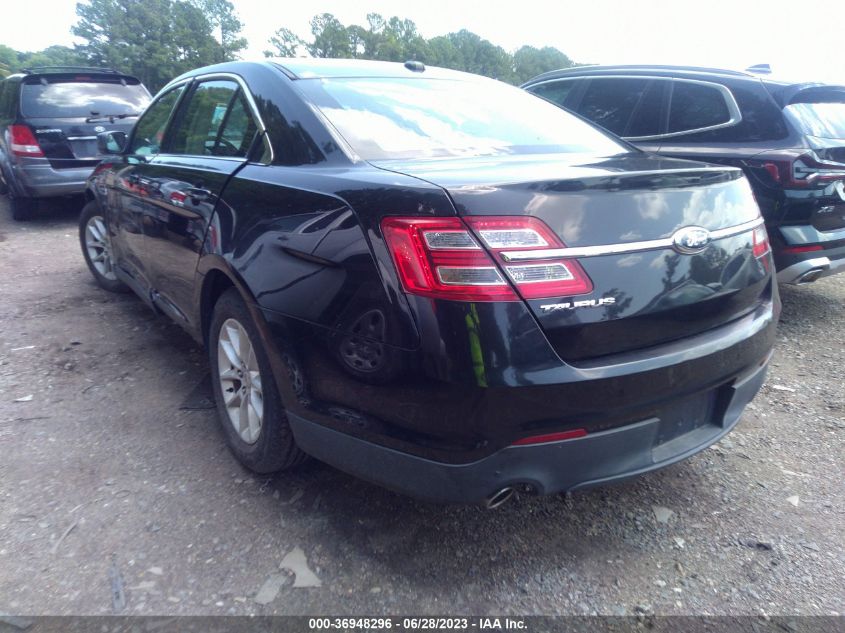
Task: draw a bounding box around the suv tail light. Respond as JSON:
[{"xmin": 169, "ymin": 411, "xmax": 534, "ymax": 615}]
[
  {"xmin": 755, "ymin": 152, "xmax": 845, "ymax": 187},
  {"xmin": 9, "ymin": 125, "xmax": 44, "ymax": 158},
  {"xmin": 381, "ymin": 216, "xmax": 592, "ymax": 302}
]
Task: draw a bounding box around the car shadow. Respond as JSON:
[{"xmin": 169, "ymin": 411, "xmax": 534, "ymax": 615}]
[{"xmin": 11, "ymin": 195, "xmax": 85, "ymax": 227}]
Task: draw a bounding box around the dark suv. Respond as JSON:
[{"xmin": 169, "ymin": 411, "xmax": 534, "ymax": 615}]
[
  {"xmin": 0, "ymin": 66, "xmax": 150, "ymax": 220},
  {"xmin": 523, "ymin": 65, "xmax": 845, "ymax": 285}
]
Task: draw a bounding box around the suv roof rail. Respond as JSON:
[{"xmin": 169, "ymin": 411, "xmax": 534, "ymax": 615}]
[
  {"xmin": 21, "ymin": 66, "xmax": 122, "ymax": 75},
  {"xmin": 532, "ymin": 64, "xmax": 757, "ymax": 80}
]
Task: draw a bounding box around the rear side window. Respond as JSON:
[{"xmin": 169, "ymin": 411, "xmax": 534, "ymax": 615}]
[
  {"xmin": 528, "ymin": 80, "xmax": 579, "ymax": 108},
  {"xmin": 129, "ymin": 84, "xmax": 186, "ymax": 155},
  {"xmin": 576, "ymin": 78, "xmax": 653, "ymax": 136},
  {"xmin": 784, "ymin": 102, "xmax": 845, "ymax": 139},
  {"xmin": 169, "ymin": 80, "xmax": 258, "ymax": 157},
  {"xmin": 19, "ymin": 78, "xmax": 150, "ymax": 119},
  {"xmin": 625, "ymin": 79, "xmax": 666, "ymax": 138},
  {"xmin": 668, "ymin": 81, "xmax": 732, "ymax": 133}
]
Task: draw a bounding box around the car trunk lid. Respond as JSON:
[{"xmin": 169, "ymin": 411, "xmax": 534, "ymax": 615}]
[{"xmin": 375, "ymin": 153, "xmax": 771, "ymax": 362}]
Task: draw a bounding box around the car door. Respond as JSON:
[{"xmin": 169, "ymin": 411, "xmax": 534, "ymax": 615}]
[
  {"xmin": 141, "ymin": 77, "xmax": 263, "ymax": 327},
  {"xmin": 109, "ymin": 83, "xmax": 188, "ymax": 298}
]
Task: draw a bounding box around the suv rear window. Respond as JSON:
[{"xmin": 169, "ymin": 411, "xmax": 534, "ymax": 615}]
[
  {"xmin": 784, "ymin": 102, "xmax": 845, "ymax": 139},
  {"xmin": 298, "ymin": 77, "xmax": 626, "ymax": 160},
  {"xmin": 20, "ymin": 77, "xmax": 150, "ymax": 119}
]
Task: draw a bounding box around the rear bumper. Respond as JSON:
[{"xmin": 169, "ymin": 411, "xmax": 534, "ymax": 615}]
[
  {"xmin": 777, "ymin": 253, "xmax": 845, "ymax": 284},
  {"xmin": 775, "ymin": 224, "xmax": 845, "ymax": 284},
  {"xmin": 288, "ymin": 358, "xmax": 769, "ymax": 504},
  {"xmin": 9, "ymin": 160, "xmax": 93, "ymax": 198}
]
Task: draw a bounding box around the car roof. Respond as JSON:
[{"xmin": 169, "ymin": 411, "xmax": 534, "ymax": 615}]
[
  {"xmin": 523, "ymin": 64, "xmax": 767, "ymax": 86},
  {"xmin": 4, "ymin": 67, "xmax": 141, "ymax": 83},
  {"xmin": 524, "ymin": 63, "xmax": 845, "ymax": 90},
  {"xmin": 171, "ymin": 58, "xmax": 481, "ymax": 84}
]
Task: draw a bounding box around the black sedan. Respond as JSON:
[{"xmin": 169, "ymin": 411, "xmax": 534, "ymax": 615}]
[{"xmin": 79, "ymin": 59, "xmax": 778, "ymax": 507}]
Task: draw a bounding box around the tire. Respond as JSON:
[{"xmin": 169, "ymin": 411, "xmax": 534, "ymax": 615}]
[
  {"xmin": 9, "ymin": 194, "xmax": 35, "ymax": 221},
  {"xmin": 78, "ymin": 201, "xmax": 129, "ymax": 293},
  {"xmin": 209, "ymin": 288, "xmax": 306, "ymax": 473}
]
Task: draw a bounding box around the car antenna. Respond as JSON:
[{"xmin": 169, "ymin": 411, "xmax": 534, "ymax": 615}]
[{"xmin": 404, "ymin": 60, "xmax": 425, "ymax": 73}]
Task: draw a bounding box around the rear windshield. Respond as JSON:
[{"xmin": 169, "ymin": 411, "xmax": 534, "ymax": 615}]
[
  {"xmin": 784, "ymin": 102, "xmax": 845, "ymax": 139},
  {"xmin": 20, "ymin": 78, "xmax": 150, "ymax": 119},
  {"xmin": 297, "ymin": 77, "xmax": 627, "ymax": 160}
]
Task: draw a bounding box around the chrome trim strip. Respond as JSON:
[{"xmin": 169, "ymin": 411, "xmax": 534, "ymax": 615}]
[
  {"xmin": 66, "ymin": 136, "xmax": 97, "ymax": 141},
  {"xmin": 499, "ymin": 218, "xmax": 764, "ymax": 262},
  {"xmin": 524, "ymin": 75, "xmax": 742, "ymax": 142}
]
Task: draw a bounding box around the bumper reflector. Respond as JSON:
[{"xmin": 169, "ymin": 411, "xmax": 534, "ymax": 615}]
[{"xmin": 511, "ymin": 428, "xmax": 588, "ymax": 446}]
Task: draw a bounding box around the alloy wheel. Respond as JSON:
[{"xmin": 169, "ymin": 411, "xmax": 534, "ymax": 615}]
[
  {"xmin": 84, "ymin": 215, "xmax": 117, "ymax": 280},
  {"xmin": 217, "ymin": 318, "xmax": 264, "ymax": 444}
]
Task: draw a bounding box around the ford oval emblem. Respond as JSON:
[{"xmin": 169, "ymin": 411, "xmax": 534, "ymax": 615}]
[
  {"xmin": 672, "ymin": 226, "xmax": 711, "ymax": 254},
  {"xmin": 94, "ymin": 125, "xmax": 106, "ymax": 133}
]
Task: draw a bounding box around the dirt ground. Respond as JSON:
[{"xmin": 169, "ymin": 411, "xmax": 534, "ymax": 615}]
[{"xmin": 0, "ymin": 196, "xmax": 843, "ymax": 617}]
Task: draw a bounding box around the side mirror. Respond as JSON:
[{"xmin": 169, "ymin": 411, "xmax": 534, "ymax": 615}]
[{"xmin": 97, "ymin": 131, "xmax": 127, "ymax": 155}]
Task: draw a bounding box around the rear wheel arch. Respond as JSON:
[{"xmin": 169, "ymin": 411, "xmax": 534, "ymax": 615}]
[{"xmin": 198, "ymin": 260, "xmax": 263, "ymax": 346}]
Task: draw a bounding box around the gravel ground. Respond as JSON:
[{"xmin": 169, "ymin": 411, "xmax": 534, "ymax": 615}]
[{"xmin": 0, "ymin": 197, "xmax": 843, "ymax": 617}]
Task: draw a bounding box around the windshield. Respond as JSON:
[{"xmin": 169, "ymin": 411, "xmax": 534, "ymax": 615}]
[
  {"xmin": 21, "ymin": 79, "xmax": 150, "ymax": 119},
  {"xmin": 784, "ymin": 102, "xmax": 845, "ymax": 139},
  {"xmin": 297, "ymin": 77, "xmax": 627, "ymax": 160}
]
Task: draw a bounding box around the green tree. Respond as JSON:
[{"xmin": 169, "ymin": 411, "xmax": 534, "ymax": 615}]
[
  {"xmin": 512, "ymin": 45, "xmax": 573, "ymax": 84},
  {"xmin": 263, "ymin": 13, "xmax": 579, "ymax": 85},
  {"xmin": 264, "ymin": 28, "xmax": 305, "ymax": 58},
  {"xmin": 191, "ymin": 0, "xmax": 247, "ymax": 61},
  {"xmin": 0, "ymin": 45, "xmax": 17, "ymax": 77},
  {"xmin": 307, "ymin": 13, "xmax": 352, "ymax": 58},
  {"xmin": 73, "ymin": 0, "xmax": 222, "ymax": 91},
  {"xmin": 427, "ymin": 30, "xmax": 515, "ymax": 82}
]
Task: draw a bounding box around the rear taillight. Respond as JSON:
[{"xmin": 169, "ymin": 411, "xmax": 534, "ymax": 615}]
[
  {"xmin": 381, "ymin": 216, "xmax": 593, "ymax": 302},
  {"xmin": 9, "ymin": 125, "xmax": 44, "ymax": 158},
  {"xmin": 381, "ymin": 217, "xmax": 518, "ymax": 302},
  {"xmin": 463, "ymin": 217, "xmax": 593, "ymax": 298},
  {"xmin": 782, "ymin": 244, "xmax": 823, "ymax": 254},
  {"xmin": 756, "ymin": 152, "xmax": 845, "ymax": 188},
  {"xmin": 752, "ymin": 224, "xmax": 771, "ymax": 259}
]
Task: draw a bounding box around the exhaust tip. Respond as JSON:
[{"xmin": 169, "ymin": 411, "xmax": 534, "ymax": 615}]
[
  {"xmin": 485, "ymin": 487, "xmax": 515, "ymax": 510},
  {"xmin": 796, "ymin": 267, "xmax": 825, "ymax": 284}
]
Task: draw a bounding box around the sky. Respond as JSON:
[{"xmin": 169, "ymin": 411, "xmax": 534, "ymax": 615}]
[{"xmin": 2, "ymin": 0, "xmax": 844, "ymax": 83}]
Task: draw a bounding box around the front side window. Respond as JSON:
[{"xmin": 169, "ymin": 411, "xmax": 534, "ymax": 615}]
[
  {"xmin": 298, "ymin": 77, "xmax": 626, "ymax": 161},
  {"xmin": 668, "ymin": 81, "xmax": 732, "ymax": 134},
  {"xmin": 129, "ymin": 84, "xmax": 186, "ymax": 155},
  {"xmin": 168, "ymin": 80, "xmax": 258, "ymax": 157},
  {"xmin": 576, "ymin": 77, "xmax": 653, "ymax": 136}
]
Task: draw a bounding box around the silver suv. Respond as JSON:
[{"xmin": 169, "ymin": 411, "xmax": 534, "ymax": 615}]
[{"xmin": 0, "ymin": 66, "xmax": 150, "ymax": 220}]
